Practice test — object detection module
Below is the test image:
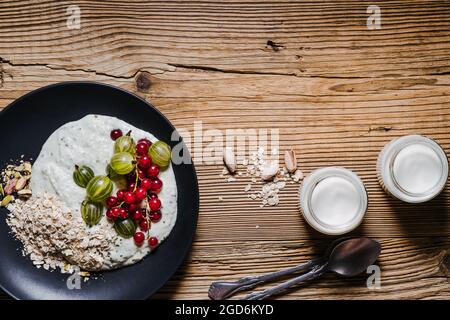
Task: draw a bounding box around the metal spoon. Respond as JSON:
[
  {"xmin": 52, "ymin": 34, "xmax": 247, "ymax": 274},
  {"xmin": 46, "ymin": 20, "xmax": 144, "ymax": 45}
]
[
  {"xmin": 209, "ymin": 237, "xmax": 352, "ymax": 300},
  {"xmin": 243, "ymin": 237, "xmax": 381, "ymax": 300}
]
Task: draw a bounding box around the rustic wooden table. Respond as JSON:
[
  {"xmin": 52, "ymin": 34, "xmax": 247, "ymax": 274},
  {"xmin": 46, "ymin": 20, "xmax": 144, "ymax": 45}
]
[{"xmin": 0, "ymin": 1, "xmax": 449, "ymax": 300}]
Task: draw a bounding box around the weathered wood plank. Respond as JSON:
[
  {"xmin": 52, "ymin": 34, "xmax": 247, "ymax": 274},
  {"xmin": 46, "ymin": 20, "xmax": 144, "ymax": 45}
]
[{"xmin": 0, "ymin": 1, "xmax": 450, "ymax": 78}]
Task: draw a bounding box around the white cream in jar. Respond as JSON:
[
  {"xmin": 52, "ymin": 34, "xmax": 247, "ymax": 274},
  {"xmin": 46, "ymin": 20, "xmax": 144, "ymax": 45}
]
[
  {"xmin": 300, "ymin": 167, "xmax": 368, "ymax": 235},
  {"xmin": 377, "ymin": 135, "xmax": 448, "ymax": 203}
]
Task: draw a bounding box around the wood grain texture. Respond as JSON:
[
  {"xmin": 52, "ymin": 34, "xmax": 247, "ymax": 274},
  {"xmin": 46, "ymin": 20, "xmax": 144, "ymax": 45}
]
[{"xmin": 0, "ymin": 0, "xmax": 449, "ymax": 299}]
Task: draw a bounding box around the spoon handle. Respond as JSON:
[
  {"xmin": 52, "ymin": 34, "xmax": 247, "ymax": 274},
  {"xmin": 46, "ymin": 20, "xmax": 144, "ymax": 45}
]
[
  {"xmin": 209, "ymin": 258, "xmax": 321, "ymax": 300},
  {"xmin": 242, "ymin": 264, "xmax": 327, "ymax": 300}
]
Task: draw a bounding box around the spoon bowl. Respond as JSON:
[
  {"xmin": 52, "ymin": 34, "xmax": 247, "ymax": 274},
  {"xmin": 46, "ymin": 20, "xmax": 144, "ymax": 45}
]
[{"xmin": 327, "ymin": 237, "xmax": 381, "ymax": 276}]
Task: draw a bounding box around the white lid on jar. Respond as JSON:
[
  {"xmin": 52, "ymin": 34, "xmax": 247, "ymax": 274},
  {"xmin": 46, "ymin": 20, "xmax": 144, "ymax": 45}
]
[
  {"xmin": 300, "ymin": 167, "xmax": 368, "ymax": 235},
  {"xmin": 378, "ymin": 135, "xmax": 448, "ymax": 203}
]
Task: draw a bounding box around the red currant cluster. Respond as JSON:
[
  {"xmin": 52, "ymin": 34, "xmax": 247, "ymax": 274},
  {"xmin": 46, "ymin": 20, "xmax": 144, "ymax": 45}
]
[{"xmin": 107, "ymin": 129, "xmax": 162, "ymax": 248}]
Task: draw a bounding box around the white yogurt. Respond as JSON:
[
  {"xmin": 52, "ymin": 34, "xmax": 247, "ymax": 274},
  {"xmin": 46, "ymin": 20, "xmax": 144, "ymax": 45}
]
[
  {"xmin": 300, "ymin": 167, "xmax": 367, "ymax": 235},
  {"xmin": 393, "ymin": 144, "xmax": 443, "ymax": 194},
  {"xmin": 377, "ymin": 135, "xmax": 448, "ymax": 203},
  {"xmin": 310, "ymin": 176, "xmax": 361, "ymax": 227}
]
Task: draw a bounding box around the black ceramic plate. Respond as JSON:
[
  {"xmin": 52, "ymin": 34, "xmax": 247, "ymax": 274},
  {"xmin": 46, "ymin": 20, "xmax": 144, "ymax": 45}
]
[{"xmin": 0, "ymin": 82, "xmax": 199, "ymax": 300}]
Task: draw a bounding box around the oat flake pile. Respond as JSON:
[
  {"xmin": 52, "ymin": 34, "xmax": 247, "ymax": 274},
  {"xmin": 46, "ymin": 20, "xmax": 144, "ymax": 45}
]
[{"xmin": 6, "ymin": 192, "xmax": 113, "ymax": 273}]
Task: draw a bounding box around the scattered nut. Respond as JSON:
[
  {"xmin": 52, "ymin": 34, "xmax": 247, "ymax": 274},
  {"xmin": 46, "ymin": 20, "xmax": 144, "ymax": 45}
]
[
  {"xmin": 4, "ymin": 178, "xmax": 17, "ymax": 195},
  {"xmin": 17, "ymin": 189, "xmax": 32, "ymax": 199},
  {"xmin": 223, "ymin": 147, "xmax": 236, "ymax": 173},
  {"xmin": 1, "ymin": 195, "xmax": 13, "ymax": 207},
  {"xmin": 15, "ymin": 177, "xmax": 28, "ymax": 191},
  {"xmin": 1, "ymin": 160, "xmax": 33, "ymax": 205},
  {"xmin": 23, "ymin": 162, "xmax": 32, "ymax": 173},
  {"xmin": 284, "ymin": 148, "xmax": 297, "ymax": 173}
]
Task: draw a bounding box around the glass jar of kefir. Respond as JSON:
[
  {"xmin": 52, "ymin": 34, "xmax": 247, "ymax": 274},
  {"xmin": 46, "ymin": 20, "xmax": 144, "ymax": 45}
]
[
  {"xmin": 377, "ymin": 135, "xmax": 448, "ymax": 203},
  {"xmin": 300, "ymin": 167, "xmax": 368, "ymax": 235}
]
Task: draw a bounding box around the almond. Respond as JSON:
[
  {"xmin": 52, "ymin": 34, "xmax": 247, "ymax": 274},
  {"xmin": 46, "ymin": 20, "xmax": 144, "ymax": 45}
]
[
  {"xmin": 284, "ymin": 148, "xmax": 297, "ymax": 173},
  {"xmin": 223, "ymin": 147, "xmax": 236, "ymax": 173}
]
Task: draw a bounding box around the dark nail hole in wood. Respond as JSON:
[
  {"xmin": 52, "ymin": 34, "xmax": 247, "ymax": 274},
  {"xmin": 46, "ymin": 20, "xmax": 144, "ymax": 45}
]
[
  {"xmin": 135, "ymin": 72, "xmax": 152, "ymax": 93},
  {"xmin": 266, "ymin": 40, "xmax": 285, "ymax": 52}
]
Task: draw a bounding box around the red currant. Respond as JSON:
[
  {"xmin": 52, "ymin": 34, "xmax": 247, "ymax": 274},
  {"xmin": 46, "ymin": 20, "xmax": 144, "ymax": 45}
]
[
  {"xmin": 128, "ymin": 182, "xmax": 136, "ymax": 192},
  {"xmin": 140, "ymin": 178, "xmax": 152, "ymax": 190},
  {"xmin": 119, "ymin": 208, "xmax": 128, "ymax": 219},
  {"xmin": 110, "ymin": 129, "xmax": 123, "ymax": 141},
  {"xmin": 151, "ymin": 178, "xmax": 163, "ymax": 192},
  {"xmin": 106, "ymin": 209, "xmax": 114, "ymax": 220},
  {"xmin": 147, "ymin": 164, "xmax": 160, "ymax": 178},
  {"xmin": 135, "ymin": 187, "xmax": 147, "ymax": 201},
  {"xmin": 116, "ymin": 189, "xmax": 126, "ymax": 200},
  {"xmin": 106, "ymin": 196, "xmax": 118, "ymax": 208},
  {"xmin": 111, "ymin": 207, "xmax": 121, "ymax": 219},
  {"xmin": 136, "ymin": 142, "xmax": 149, "ymax": 156},
  {"xmin": 138, "ymin": 155, "xmax": 152, "ymax": 169},
  {"xmin": 138, "ymin": 138, "xmax": 152, "ymax": 147},
  {"xmin": 132, "ymin": 209, "xmax": 144, "ymax": 221},
  {"xmin": 124, "ymin": 191, "xmax": 136, "ymax": 204},
  {"xmin": 148, "ymin": 236, "xmax": 158, "ymax": 248},
  {"xmin": 133, "ymin": 232, "xmax": 145, "ymax": 246},
  {"xmin": 148, "ymin": 192, "xmax": 158, "ymax": 199},
  {"xmin": 150, "ymin": 211, "xmax": 162, "ymax": 222},
  {"xmin": 137, "ymin": 168, "xmax": 146, "ymax": 179},
  {"xmin": 125, "ymin": 203, "xmax": 138, "ymax": 212},
  {"xmin": 149, "ymin": 197, "xmax": 161, "ymax": 211},
  {"xmin": 139, "ymin": 219, "xmax": 149, "ymax": 232}
]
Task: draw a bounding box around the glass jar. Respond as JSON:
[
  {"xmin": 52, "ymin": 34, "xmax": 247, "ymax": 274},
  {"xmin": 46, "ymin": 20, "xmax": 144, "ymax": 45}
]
[
  {"xmin": 377, "ymin": 135, "xmax": 448, "ymax": 203},
  {"xmin": 299, "ymin": 167, "xmax": 368, "ymax": 235}
]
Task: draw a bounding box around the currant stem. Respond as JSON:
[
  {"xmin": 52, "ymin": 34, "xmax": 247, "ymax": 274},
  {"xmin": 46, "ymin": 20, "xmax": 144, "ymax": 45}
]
[
  {"xmin": 133, "ymin": 166, "xmax": 139, "ymax": 192},
  {"xmin": 145, "ymin": 198, "xmax": 151, "ymax": 238}
]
